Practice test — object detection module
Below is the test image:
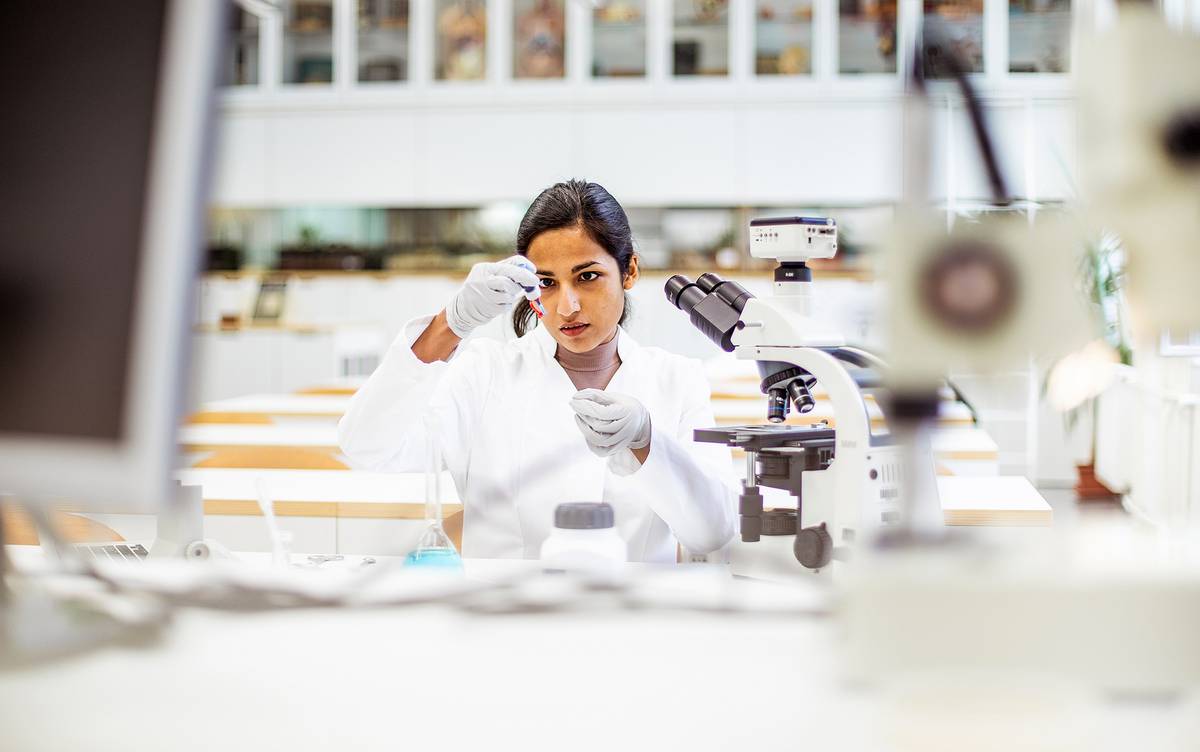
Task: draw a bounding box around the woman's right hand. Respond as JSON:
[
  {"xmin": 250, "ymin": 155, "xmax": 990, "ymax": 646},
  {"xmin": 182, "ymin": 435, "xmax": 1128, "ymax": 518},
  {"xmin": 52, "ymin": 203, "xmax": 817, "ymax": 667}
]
[{"xmin": 444, "ymin": 254, "xmax": 539, "ymax": 338}]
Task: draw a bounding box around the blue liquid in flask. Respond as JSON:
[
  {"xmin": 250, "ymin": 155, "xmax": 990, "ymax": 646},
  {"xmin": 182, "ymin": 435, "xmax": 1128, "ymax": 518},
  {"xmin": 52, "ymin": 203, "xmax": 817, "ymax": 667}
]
[
  {"xmin": 404, "ymin": 547, "xmax": 463, "ymax": 569},
  {"xmin": 409, "ymin": 417, "xmax": 462, "ymax": 570}
]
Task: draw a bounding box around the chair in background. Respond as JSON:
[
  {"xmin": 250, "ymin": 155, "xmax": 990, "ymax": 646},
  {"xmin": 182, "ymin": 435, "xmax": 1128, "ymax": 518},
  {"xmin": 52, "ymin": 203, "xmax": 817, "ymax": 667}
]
[{"xmin": 1, "ymin": 505, "xmax": 124, "ymax": 545}]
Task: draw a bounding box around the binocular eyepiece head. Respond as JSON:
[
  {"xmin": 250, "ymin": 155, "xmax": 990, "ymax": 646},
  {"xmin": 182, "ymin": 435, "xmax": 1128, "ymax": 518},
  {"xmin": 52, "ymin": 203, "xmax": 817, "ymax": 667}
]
[{"xmin": 664, "ymin": 273, "xmax": 754, "ymax": 352}]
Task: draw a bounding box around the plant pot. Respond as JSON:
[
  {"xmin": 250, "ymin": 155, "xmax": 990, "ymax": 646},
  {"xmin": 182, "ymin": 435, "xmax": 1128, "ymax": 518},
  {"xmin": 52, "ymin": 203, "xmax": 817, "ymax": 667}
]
[
  {"xmin": 278, "ymin": 246, "xmax": 367, "ymax": 271},
  {"xmin": 1074, "ymin": 462, "xmax": 1116, "ymax": 501},
  {"xmin": 206, "ymin": 245, "xmax": 243, "ymax": 271}
]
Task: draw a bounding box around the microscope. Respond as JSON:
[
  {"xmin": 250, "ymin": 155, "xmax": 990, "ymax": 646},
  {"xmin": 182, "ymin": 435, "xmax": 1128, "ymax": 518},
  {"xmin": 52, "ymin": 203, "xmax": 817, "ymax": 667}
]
[{"xmin": 666, "ymin": 217, "xmax": 910, "ymax": 574}]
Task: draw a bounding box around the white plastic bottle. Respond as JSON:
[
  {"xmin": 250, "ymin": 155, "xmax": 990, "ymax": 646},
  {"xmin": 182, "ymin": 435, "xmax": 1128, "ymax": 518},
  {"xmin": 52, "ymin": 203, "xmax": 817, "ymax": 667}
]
[{"xmin": 539, "ymin": 502, "xmax": 627, "ymax": 581}]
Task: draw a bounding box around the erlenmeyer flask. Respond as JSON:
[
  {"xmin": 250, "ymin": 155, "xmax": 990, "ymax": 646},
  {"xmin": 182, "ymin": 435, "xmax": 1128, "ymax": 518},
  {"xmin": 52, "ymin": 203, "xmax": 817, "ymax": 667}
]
[{"xmin": 404, "ymin": 414, "xmax": 463, "ymax": 569}]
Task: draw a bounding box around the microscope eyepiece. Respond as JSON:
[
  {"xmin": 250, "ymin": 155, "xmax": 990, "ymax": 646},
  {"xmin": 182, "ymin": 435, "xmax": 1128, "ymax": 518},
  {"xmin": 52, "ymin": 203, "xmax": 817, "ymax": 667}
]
[
  {"xmin": 695, "ymin": 272, "xmax": 724, "ymax": 293},
  {"xmin": 664, "ymin": 274, "xmax": 695, "ymax": 308}
]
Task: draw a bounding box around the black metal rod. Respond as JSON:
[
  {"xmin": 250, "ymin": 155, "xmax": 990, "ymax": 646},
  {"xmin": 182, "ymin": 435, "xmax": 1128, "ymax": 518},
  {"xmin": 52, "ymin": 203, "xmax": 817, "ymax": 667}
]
[{"xmin": 915, "ymin": 32, "xmax": 1011, "ymax": 206}]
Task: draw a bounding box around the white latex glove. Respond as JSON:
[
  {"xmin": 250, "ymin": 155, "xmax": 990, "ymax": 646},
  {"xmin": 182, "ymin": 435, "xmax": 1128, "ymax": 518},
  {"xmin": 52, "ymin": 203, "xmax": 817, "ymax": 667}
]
[
  {"xmin": 570, "ymin": 389, "xmax": 652, "ymax": 459},
  {"xmin": 445, "ymin": 254, "xmax": 539, "ymax": 338}
]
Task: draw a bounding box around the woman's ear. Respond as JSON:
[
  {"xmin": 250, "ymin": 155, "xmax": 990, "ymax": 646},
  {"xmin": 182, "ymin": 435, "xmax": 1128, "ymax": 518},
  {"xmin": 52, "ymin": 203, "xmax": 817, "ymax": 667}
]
[{"xmin": 623, "ymin": 255, "xmax": 640, "ymax": 290}]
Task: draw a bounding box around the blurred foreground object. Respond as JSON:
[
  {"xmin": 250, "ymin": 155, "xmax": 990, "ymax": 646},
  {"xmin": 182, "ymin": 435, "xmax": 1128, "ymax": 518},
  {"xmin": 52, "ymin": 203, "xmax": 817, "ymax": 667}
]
[
  {"xmin": 887, "ymin": 31, "xmax": 1092, "ymax": 392},
  {"xmin": 885, "ymin": 212, "xmax": 1093, "ymax": 393},
  {"xmin": 0, "ymin": 0, "xmax": 223, "ymax": 511},
  {"xmin": 842, "ymin": 520, "xmax": 1200, "ymax": 694},
  {"xmin": 1078, "ymin": 5, "xmax": 1200, "ymax": 337},
  {"xmin": 0, "ymin": 0, "xmax": 223, "ymax": 665}
]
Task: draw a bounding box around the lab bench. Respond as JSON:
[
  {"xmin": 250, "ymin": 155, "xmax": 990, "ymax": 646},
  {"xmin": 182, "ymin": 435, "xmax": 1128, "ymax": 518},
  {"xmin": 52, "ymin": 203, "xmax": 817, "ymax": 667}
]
[{"xmin": 0, "ymin": 548, "xmax": 1188, "ymax": 752}]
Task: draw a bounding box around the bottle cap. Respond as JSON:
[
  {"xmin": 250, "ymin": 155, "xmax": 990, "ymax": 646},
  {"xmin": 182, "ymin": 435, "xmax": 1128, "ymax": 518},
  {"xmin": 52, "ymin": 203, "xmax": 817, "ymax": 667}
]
[{"xmin": 554, "ymin": 502, "xmax": 615, "ymax": 530}]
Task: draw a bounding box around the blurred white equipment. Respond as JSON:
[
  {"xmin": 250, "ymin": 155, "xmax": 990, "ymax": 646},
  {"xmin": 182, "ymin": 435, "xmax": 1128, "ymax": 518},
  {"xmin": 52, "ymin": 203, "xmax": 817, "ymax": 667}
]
[
  {"xmin": 0, "ymin": 0, "xmax": 224, "ymax": 513},
  {"xmin": 1078, "ymin": 5, "xmax": 1200, "ymax": 337},
  {"xmin": 667, "ymin": 217, "xmax": 923, "ymax": 576},
  {"xmin": 887, "ymin": 34, "xmax": 1093, "ymax": 394},
  {"xmin": 884, "ymin": 212, "xmax": 1093, "ymax": 393},
  {"xmin": 840, "ymin": 25, "xmax": 1200, "ymax": 698},
  {"xmin": 841, "ymin": 526, "xmax": 1200, "ymax": 694}
]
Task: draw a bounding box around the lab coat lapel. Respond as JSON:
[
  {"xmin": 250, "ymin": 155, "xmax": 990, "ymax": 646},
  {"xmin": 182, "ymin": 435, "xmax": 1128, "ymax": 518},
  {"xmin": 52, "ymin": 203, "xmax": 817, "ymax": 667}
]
[
  {"xmin": 511, "ymin": 324, "xmax": 607, "ymax": 556},
  {"xmin": 606, "ymin": 326, "xmax": 640, "ymax": 393}
]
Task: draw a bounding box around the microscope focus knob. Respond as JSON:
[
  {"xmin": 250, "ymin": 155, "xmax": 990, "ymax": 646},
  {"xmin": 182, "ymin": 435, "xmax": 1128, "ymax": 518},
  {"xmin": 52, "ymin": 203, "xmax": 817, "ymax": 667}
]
[{"xmin": 794, "ymin": 523, "xmax": 833, "ymax": 569}]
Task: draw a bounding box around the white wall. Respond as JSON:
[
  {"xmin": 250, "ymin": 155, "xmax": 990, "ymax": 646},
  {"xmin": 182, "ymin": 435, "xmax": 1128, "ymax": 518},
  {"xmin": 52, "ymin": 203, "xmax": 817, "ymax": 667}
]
[{"xmin": 211, "ymin": 92, "xmax": 1077, "ymax": 208}]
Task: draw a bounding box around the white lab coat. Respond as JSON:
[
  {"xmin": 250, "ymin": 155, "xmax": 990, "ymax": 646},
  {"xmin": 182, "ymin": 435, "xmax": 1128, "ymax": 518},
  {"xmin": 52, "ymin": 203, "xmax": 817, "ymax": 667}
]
[{"xmin": 337, "ymin": 315, "xmax": 736, "ymax": 561}]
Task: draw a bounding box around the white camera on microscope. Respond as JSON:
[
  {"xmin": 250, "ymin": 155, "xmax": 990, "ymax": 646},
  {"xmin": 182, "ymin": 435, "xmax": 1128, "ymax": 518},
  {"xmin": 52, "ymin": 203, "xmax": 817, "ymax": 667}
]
[{"xmin": 749, "ymin": 216, "xmax": 838, "ymax": 263}]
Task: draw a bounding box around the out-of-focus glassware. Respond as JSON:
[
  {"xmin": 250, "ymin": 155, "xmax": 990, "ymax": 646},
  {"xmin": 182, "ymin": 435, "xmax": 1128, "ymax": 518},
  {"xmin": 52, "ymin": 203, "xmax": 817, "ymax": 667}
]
[
  {"xmin": 513, "ymin": 0, "xmax": 566, "ymax": 79},
  {"xmin": 673, "ymin": 0, "xmax": 729, "ymax": 77},
  {"xmin": 404, "ymin": 415, "xmax": 463, "ymax": 570},
  {"xmin": 435, "ymin": 0, "xmax": 488, "ymax": 81},
  {"xmin": 593, "ymin": 0, "xmax": 646, "ymax": 77},
  {"xmin": 922, "ymin": 0, "xmax": 984, "ymax": 77},
  {"xmin": 358, "ymin": 0, "xmax": 410, "ymax": 82},
  {"xmin": 224, "ymin": 6, "xmax": 261, "ymax": 87},
  {"xmin": 1009, "ymin": 0, "xmax": 1070, "ymax": 73},
  {"xmin": 283, "ymin": 0, "xmax": 335, "ymax": 84},
  {"xmin": 755, "ymin": 0, "xmax": 814, "ymax": 76},
  {"xmin": 838, "ymin": 0, "xmax": 898, "ymax": 74}
]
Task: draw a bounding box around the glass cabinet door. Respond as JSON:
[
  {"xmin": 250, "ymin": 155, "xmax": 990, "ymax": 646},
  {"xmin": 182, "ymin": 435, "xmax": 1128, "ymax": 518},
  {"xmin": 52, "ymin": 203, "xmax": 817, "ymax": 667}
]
[
  {"xmin": 283, "ymin": 0, "xmax": 335, "ymax": 84},
  {"xmin": 839, "ymin": 0, "xmax": 897, "ymax": 74},
  {"xmin": 224, "ymin": 6, "xmax": 261, "ymax": 86},
  {"xmin": 513, "ymin": 0, "xmax": 566, "ymax": 78},
  {"xmin": 1009, "ymin": 0, "xmax": 1070, "ymax": 73},
  {"xmin": 593, "ymin": 0, "xmax": 646, "ymax": 77},
  {"xmin": 358, "ymin": 0, "xmax": 409, "ymax": 82},
  {"xmin": 755, "ymin": 0, "xmax": 814, "ymax": 75},
  {"xmin": 673, "ymin": 0, "xmax": 729, "ymax": 77},
  {"xmin": 922, "ymin": 0, "xmax": 984, "ymax": 76},
  {"xmin": 435, "ymin": 0, "xmax": 487, "ymax": 80}
]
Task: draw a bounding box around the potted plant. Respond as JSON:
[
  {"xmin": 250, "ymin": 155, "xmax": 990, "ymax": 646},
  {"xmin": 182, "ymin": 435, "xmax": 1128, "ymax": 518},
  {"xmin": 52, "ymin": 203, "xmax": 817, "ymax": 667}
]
[
  {"xmin": 278, "ymin": 224, "xmax": 367, "ymax": 271},
  {"xmin": 1046, "ymin": 231, "xmax": 1131, "ymax": 500}
]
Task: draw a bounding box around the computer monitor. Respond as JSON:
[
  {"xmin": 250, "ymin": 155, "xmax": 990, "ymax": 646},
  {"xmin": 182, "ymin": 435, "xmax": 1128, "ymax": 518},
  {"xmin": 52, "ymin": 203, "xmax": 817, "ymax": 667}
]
[{"xmin": 0, "ymin": 2, "xmax": 225, "ymax": 513}]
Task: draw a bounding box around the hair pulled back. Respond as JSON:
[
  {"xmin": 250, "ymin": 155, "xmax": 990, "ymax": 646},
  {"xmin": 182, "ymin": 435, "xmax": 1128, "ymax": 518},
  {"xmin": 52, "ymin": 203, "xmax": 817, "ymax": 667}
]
[{"xmin": 512, "ymin": 179, "xmax": 635, "ymax": 337}]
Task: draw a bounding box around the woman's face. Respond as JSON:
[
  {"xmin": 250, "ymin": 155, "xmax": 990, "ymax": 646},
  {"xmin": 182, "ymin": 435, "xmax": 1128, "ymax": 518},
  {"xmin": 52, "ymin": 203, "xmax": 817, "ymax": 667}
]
[{"xmin": 525, "ymin": 224, "xmax": 638, "ymax": 354}]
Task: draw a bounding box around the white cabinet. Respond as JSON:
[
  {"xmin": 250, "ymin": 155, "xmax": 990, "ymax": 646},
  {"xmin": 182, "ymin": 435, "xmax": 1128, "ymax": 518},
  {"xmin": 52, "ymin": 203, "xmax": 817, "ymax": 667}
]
[
  {"xmin": 190, "ymin": 328, "xmax": 341, "ymax": 403},
  {"xmin": 212, "ymin": 0, "xmax": 1095, "ymax": 208},
  {"xmin": 189, "ymin": 272, "xmax": 465, "ymax": 403}
]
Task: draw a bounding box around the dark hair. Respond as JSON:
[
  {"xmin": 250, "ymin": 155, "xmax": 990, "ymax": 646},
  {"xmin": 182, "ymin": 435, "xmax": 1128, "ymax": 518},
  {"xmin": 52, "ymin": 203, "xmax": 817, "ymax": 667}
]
[{"xmin": 511, "ymin": 179, "xmax": 636, "ymax": 337}]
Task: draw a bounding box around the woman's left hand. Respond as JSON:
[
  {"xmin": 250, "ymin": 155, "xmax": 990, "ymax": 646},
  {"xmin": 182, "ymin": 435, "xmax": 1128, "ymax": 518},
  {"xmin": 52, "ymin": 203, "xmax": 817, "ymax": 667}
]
[{"xmin": 570, "ymin": 389, "xmax": 651, "ymax": 459}]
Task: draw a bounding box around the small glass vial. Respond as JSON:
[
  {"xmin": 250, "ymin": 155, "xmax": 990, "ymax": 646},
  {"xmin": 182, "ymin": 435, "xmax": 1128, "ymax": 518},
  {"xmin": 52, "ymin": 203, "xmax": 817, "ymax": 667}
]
[{"xmin": 539, "ymin": 502, "xmax": 627, "ymax": 581}]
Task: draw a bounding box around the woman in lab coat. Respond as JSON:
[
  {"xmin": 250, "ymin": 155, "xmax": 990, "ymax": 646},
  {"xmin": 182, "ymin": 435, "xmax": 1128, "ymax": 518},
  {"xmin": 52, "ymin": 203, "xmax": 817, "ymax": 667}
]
[{"xmin": 338, "ymin": 180, "xmax": 735, "ymax": 561}]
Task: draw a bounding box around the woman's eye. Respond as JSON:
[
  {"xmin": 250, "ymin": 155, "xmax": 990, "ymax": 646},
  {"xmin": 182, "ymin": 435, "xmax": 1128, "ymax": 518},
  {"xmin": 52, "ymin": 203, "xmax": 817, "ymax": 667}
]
[
  {"xmin": 538, "ymin": 278, "xmax": 554, "ymax": 288},
  {"xmin": 578, "ymin": 271, "xmax": 600, "ymax": 282}
]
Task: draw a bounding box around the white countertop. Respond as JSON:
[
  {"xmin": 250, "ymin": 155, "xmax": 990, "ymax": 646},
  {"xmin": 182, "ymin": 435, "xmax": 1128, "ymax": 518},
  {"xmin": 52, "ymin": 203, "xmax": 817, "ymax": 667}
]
[
  {"xmin": 0, "ymin": 548, "xmax": 1187, "ymax": 752},
  {"xmin": 176, "ymin": 467, "xmax": 461, "ymax": 505}
]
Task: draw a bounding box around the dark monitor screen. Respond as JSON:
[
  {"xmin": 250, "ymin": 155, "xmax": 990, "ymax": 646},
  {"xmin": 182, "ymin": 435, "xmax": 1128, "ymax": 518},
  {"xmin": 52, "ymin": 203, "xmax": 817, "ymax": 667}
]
[{"xmin": 0, "ymin": 1, "xmax": 166, "ymax": 441}]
